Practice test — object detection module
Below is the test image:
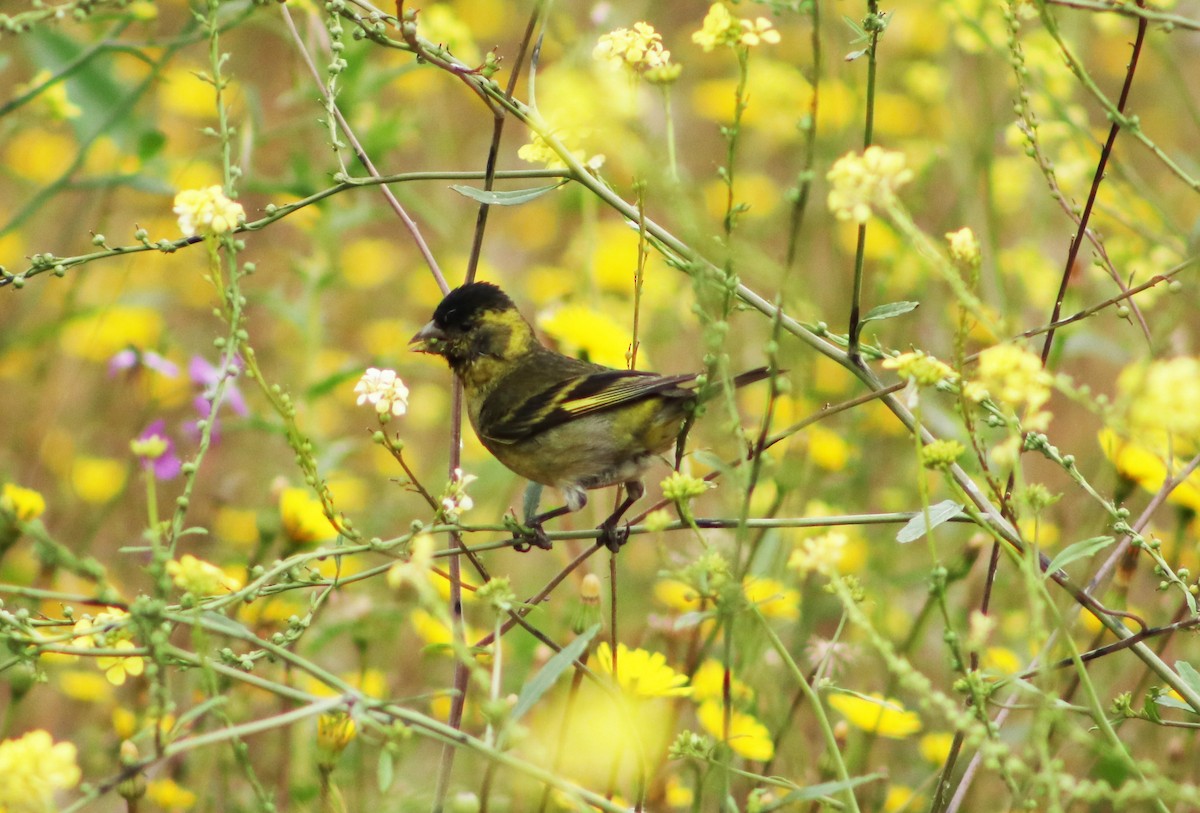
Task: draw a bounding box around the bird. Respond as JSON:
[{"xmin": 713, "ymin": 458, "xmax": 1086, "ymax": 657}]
[{"xmin": 410, "ymin": 281, "xmax": 771, "ymax": 551}]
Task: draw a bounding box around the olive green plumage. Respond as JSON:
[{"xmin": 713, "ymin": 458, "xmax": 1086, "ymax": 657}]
[{"xmin": 411, "ymin": 281, "xmax": 769, "ymax": 551}]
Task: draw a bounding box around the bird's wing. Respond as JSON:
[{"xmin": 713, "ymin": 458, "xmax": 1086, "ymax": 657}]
[{"xmin": 480, "ymin": 369, "xmax": 697, "ymax": 444}]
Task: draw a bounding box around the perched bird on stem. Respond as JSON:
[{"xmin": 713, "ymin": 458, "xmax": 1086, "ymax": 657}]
[{"xmin": 411, "ymin": 281, "xmax": 770, "ymax": 551}]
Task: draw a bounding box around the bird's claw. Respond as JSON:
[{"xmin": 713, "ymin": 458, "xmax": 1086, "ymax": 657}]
[
  {"xmin": 506, "ymin": 517, "xmax": 553, "ymax": 552},
  {"xmin": 598, "ymin": 519, "xmax": 630, "ymax": 553}
]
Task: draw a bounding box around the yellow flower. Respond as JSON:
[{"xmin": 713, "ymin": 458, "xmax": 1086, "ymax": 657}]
[
  {"xmin": 827, "ymin": 692, "xmax": 921, "ymax": 739},
  {"xmin": 644, "ymin": 509, "xmax": 673, "ymax": 532},
  {"xmin": 303, "ymin": 668, "xmax": 389, "ymax": 700},
  {"xmin": 738, "ymin": 16, "xmax": 781, "ymax": 48},
  {"xmin": 691, "ymin": 60, "xmax": 813, "ymax": 141},
  {"xmin": 921, "ymin": 439, "xmax": 965, "ymax": 469},
  {"xmin": 157, "ymin": 64, "xmax": 218, "ymax": 119},
  {"xmin": 827, "ymin": 146, "xmax": 913, "ymax": 223},
  {"xmin": 416, "ymin": 4, "xmax": 481, "ymax": 64},
  {"xmin": 696, "ymin": 700, "xmax": 774, "ymax": 761},
  {"xmin": 693, "ymin": 3, "xmax": 738, "ymax": 51},
  {"xmin": 945, "ymin": 226, "xmax": 981, "ymax": 268},
  {"xmin": 166, "ymin": 554, "xmax": 242, "ymax": 596},
  {"xmin": 97, "ymin": 640, "xmax": 144, "ymax": 686},
  {"xmin": 317, "ymin": 712, "xmax": 357, "ymax": 758},
  {"xmin": 981, "ymin": 646, "xmax": 1022, "ymax": 677},
  {"xmin": 411, "ymin": 608, "xmax": 454, "ymax": 648},
  {"xmin": 743, "ymin": 576, "xmax": 799, "ymax": 620},
  {"xmin": 788, "ymin": 531, "xmax": 850, "ymax": 576},
  {"xmin": 1116, "ymin": 357, "xmax": 1200, "ymax": 451},
  {"xmin": 278, "ymin": 487, "xmax": 338, "ymax": 545},
  {"xmin": 0, "ymin": 730, "xmax": 81, "ymax": 811},
  {"xmin": 112, "ymin": 708, "xmax": 137, "ymax": 740},
  {"xmin": 654, "ymin": 578, "xmax": 705, "ymax": 612},
  {"xmin": 693, "ymin": 4, "xmax": 778, "ymax": 51},
  {"xmin": 338, "ymin": 238, "xmax": 397, "ymax": 289},
  {"xmin": 128, "ymin": 0, "xmax": 157, "ymax": 20},
  {"xmin": 537, "ymin": 303, "xmax": 634, "ymax": 369},
  {"xmin": 594, "ymin": 22, "xmax": 680, "ymax": 83},
  {"xmin": 919, "ymin": 732, "xmax": 955, "ymax": 764},
  {"xmin": 386, "ymin": 533, "xmax": 434, "ymax": 594},
  {"xmin": 805, "ymin": 424, "xmax": 850, "ymax": 472},
  {"xmin": 661, "ymin": 470, "xmax": 714, "ymax": 503},
  {"xmin": 881, "ymin": 350, "xmax": 956, "ymax": 387},
  {"xmin": 21, "ymin": 70, "xmax": 82, "ymax": 120},
  {"xmin": 969, "ymin": 344, "xmax": 1052, "ymax": 416},
  {"xmin": 60, "ymin": 305, "xmax": 164, "ymax": 362},
  {"xmin": 146, "ymin": 777, "xmax": 198, "ymax": 811},
  {"xmin": 692, "ymin": 660, "xmax": 754, "ymax": 704},
  {"xmin": 4, "ymin": 128, "xmax": 75, "ymax": 183},
  {"xmin": 517, "ymin": 130, "xmax": 604, "ymax": 171},
  {"xmin": 884, "ymin": 784, "xmax": 925, "ymax": 813},
  {"xmin": 57, "ymin": 669, "xmax": 113, "ymax": 703},
  {"xmin": 70, "ymin": 457, "xmax": 128, "ymax": 505},
  {"xmin": 214, "ymin": 507, "xmax": 259, "ymax": 547},
  {"xmin": 1, "ymin": 483, "xmax": 46, "ymax": 521},
  {"xmin": 173, "ymin": 186, "xmax": 245, "ymax": 237},
  {"xmin": 665, "ymin": 775, "xmax": 694, "ymax": 808},
  {"xmin": 593, "ymin": 642, "xmax": 691, "ymax": 698},
  {"xmin": 72, "ymin": 609, "xmax": 145, "ymax": 686},
  {"xmin": 1099, "ymin": 428, "xmax": 1200, "ymax": 511}
]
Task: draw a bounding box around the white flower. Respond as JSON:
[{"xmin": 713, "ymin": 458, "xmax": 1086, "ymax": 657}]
[
  {"xmin": 946, "ymin": 227, "xmax": 982, "ymax": 268},
  {"xmin": 173, "ymin": 185, "xmax": 245, "ymax": 237},
  {"xmin": 354, "ymin": 368, "xmax": 409, "ymax": 417},
  {"xmin": 439, "ymin": 468, "xmax": 477, "ymax": 523},
  {"xmin": 826, "ymin": 146, "xmax": 913, "ymax": 223}
]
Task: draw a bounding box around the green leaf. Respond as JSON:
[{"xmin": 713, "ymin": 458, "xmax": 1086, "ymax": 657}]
[
  {"xmin": 26, "ymin": 28, "xmax": 138, "ymax": 145},
  {"xmin": 896, "ymin": 501, "xmax": 963, "ymax": 544},
  {"xmin": 449, "ymin": 182, "xmax": 567, "ymax": 206},
  {"xmin": 306, "ymin": 367, "xmax": 363, "ymax": 399},
  {"xmin": 377, "ymin": 748, "xmax": 395, "ymax": 793},
  {"xmin": 766, "ymin": 774, "xmax": 882, "ymax": 808},
  {"xmin": 1175, "ymin": 660, "xmax": 1200, "ymax": 697},
  {"xmin": 692, "ymin": 450, "xmax": 735, "ymax": 482},
  {"xmin": 136, "ymin": 129, "xmax": 167, "ymax": 161},
  {"xmin": 1092, "ymin": 749, "xmax": 1132, "ymax": 788},
  {"xmin": 1043, "ymin": 536, "xmax": 1116, "ymax": 579},
  {"xmin": 1154, "ymin": 694, "xmax": 1198, "ymax": 714},
  {"xmin": 522, "ymin": 482, "xmax": 544, "ymax": 524},
  {"xmin": 198, "ymin": 611, "xmax": 254, "ymax": 638},
  {"xmin": 861, "ymin": 301, "xmax": 920, "ymax": 324},
  {"xmin": 510, "ymin": 624, "xmax": 599, "ymax": 724},
  {"xmin": 1183, "ymin": 584, "xmax": 1198, "ymax": 616},
  {"xmin": 173, "ymin": 696, "xmax": 229, "ymax": 731}
]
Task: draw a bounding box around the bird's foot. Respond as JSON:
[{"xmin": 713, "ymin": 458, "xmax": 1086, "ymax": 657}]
[
  {"xmin": 505, "ymin": 516, "xmax": 553, "ymax": 552},
  {"xmin": 597, "ymin": 518, "xmax": 630, "ymax": 553}
]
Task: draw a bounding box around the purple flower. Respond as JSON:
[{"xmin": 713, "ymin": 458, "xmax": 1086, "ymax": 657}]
[
  {"xmin": 132, "ymin": 420, "xmax": 182, "ymax": 480},
  {"xmin": 186, "ymin": 355, "xmax": 248, "ymax": 442},
  {"xmin": 108, "ymin": 349, "xmax": 180, "ymax": 379},
  {"xmin": 189, "ymin": 355, "xmax": 248, "ymax": 416}
]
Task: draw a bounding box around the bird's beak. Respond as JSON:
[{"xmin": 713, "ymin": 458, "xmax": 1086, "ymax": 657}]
[{"xmin": 409, "ymin": 321, "xmax": 446, "ymax": 354}]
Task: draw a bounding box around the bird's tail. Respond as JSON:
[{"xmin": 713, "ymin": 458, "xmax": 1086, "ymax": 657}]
[
  {"xmin": 731, "ymin": 366, "xmax": 774, "ymax": 389},
  {"xmin": 673, "ymin": 366, "xmax": 778, "ymax": 469}
]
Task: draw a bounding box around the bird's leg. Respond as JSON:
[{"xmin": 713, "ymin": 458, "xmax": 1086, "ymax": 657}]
[
  {"xmin": 509, "ymin": 489, "xmax": 587, "ymax": 552},
  {"xmin": 598, "ymin": 480, "xmax": 644, "ymax": 553}
]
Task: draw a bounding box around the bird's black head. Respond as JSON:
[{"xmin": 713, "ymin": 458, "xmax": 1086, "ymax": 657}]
[
  {"xmin": 410, "ymin": 282, "xmax": 531, "ymax": 372},
  {"xmin": 430, "ymin": 282, "xmax": 515, "ymax": 333}
]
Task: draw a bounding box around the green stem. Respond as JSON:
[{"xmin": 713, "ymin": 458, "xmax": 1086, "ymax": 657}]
[{"xmin": 756, "ymin": 609, "xmax": 862, "ymax": 813}]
